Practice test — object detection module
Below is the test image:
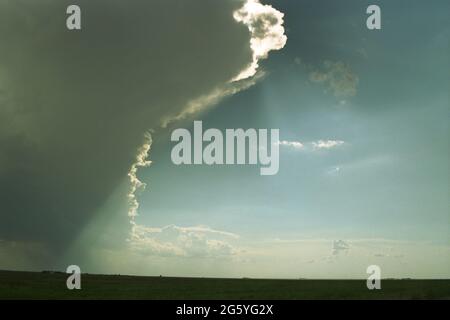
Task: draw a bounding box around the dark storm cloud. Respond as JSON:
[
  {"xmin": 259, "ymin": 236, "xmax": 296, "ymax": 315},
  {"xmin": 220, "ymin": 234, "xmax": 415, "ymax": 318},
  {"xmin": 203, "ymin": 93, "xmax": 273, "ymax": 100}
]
[{"xmin": 0, "ymin": 0, "xmax": 252, "ymax": 251}]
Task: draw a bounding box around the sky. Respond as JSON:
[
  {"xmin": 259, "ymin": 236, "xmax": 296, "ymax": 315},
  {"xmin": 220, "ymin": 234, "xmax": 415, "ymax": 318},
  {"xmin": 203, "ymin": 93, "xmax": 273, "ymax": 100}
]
[{"xmin": 0, "ymin": 0, "xmax": 449, "ymax": 279}]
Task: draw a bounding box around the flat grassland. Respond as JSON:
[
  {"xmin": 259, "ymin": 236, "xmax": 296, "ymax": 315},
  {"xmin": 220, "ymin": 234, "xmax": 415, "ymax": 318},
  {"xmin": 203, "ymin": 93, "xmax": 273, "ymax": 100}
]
[{"xmin": 0, "ymin": 270, "xmax": 449, "ymax": 299}]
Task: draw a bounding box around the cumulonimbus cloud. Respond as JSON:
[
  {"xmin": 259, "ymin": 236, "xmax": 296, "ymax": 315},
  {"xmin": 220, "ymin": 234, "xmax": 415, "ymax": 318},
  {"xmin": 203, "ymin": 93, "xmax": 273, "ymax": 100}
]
[{"xmin": 0, "ymin": 0, "xmax": 287, "ymax": 269}]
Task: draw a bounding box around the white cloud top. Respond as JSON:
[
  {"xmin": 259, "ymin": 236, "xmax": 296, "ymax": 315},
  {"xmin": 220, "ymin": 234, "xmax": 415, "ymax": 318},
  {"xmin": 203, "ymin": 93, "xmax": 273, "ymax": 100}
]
[{"xmin": 233, "ymin": 0, "xmax": 287, "ymax": 80}]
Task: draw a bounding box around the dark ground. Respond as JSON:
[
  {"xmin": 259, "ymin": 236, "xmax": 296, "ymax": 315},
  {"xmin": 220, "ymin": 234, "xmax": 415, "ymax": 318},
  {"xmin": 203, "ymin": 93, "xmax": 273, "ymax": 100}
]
[{"xmin": 0, "ymin": 270, "xmax": 449, "ymax": 299}]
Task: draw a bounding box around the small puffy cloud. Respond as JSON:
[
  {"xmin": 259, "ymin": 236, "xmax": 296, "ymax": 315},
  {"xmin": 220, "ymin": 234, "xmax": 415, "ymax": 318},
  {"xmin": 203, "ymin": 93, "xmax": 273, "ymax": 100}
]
[
  {"xmin": 277, "ymin": 139, "xmax": 345, "ymax": 151},
  {"xmin": 332, "ymin": 240, "xmax": 350, "ymax": 255},
  {"xmin": 309, "ymin": 60, "xmax": 359, "ymax": 99},
  {"xmin": 312, "ymin": 140, "xmax": 345, "ymax": 150},
  {"xmin": 233, "ymin": 0, "xmax": 287, "ymax": 80},
  {"xmin": 129, "ymin": 224, "xmax": 239, "ymax": 258},
  {"xmin": 277, "ymin": 140, "xmax": 304, "ymax": 149}
]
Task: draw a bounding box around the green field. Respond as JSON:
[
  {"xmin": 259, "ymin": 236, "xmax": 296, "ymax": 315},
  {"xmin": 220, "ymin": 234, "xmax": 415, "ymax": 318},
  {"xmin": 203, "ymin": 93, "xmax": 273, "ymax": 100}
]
[{"xmin": 0, "ymin": 270, "xmax": 449, "ymax": 299}]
